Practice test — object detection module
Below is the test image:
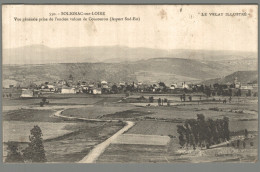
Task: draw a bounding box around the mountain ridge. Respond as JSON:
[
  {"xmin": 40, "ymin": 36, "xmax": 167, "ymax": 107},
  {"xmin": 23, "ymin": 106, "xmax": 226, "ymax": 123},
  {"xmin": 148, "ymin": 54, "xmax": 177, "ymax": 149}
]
[{"xmin": 3, "ymin": 45, "xmax": 257, "ymax": 65}]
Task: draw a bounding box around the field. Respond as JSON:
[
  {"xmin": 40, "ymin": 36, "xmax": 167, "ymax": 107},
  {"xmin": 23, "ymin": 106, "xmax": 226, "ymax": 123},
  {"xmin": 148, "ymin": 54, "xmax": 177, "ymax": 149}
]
[
  {"xmin": 2, "ymin": 96, "xmax": 126, "ymax": 162},
  {"xmin": 98, "ymin": 129, "xmax": 258, "ymax": 163},
  {"xmin": 3, "ymin": 109, "xmax": 62, "ymax": 122},
  {"xmin": 3, "ymin": 120, "xmax": 124, "ymax": 162},
  {"xmin": 62, "ymin": 103, "xmax": 135, "ymax": 119},
  {"xmin": 97, "ymin": 144, "xmax": 170, "ymax": 163},
  {"xmin": 96, "ymin": 95, "xmax": 258, "ymax": 163},
  {"xmin": 2, "ymin": 93, "xmax": 258, "ymax": 163},
  {"xmin": 2, "ymin": 93, "xmax": 126, "ymax": 109},
  {"xmin": 43, "ymin": 121, "xmax": 124, "ymax": 162},
  {"xmin": 112, "ymin": 134, "xmax": 170, "ymax": 145},
  {"xmin": 3, "ymin": 121, "xmax": 77, "ymax": 142},
  {"xmin": 127, "ymin": 121, "xmax": 179, "ymax": 136}
]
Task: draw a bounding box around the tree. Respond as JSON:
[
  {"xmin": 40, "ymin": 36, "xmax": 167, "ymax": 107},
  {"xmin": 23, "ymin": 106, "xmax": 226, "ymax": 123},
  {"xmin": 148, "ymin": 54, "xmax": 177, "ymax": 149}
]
[
  {"xmin": 200, "ymin": 85, "xmax": 204, "ymax": 92},
  {"xmin": 158, "ymin": 82, "xmax": 166, "ymax": 88},
  {"xmin": 111, "ymin": 84, "xmax": 118, "ymax": 93},
  {"xmin": 126, "ymin": 84, "xmax": 133, "ymax": 92},
  {"xmin": 247, "ymin": 90, "xmax": 252, "ymax": 97},
  {"xmin": 205, "ymin": 122, "xmax": 212, "ymax": 147},
  {"xmin": 207, "ymin": 118, "xmax": 219, "ymax": 144},
  {"xmin": 223, "ymin": 117, "xmax": 230, "ymax": 141},
  {"xmin": 23, "ymin": 125, "xmax": 46, "ymax": 162},
  {"xmin": 5, "ymin": 141, "xmax": 24, "ymax": 163},
  {"xmin": 40, "ymin": 102, "xmax": 44, "ymax": 107},
  {"xmin": 215, "ymin": 119, "xmax": 223, "ymax": 142},
  {"xmin": 188, "ymin": 119, "xmax": 199, "ymax": 145},
  {"xmin": 244, "ymin": 129, "xmax": 248, "ymax": 139},
  {"xmin": 184, "ymin": 122, "xmax": 191, "ymax": 146},
  {"xmin": 177, "ymin": 125, "xmax": 186, "ymax": 147},
  {"xmin": 158, "ymin": 82, "xmax": 167, "ymax": 92},
  {"xmin": 204, "ymin": 86, "xmax": 211, "ymax": 97},
  {"xmin": 42, "ymin": 97, "xmax": 47, "ymax": 103},
  {"xmin": 68, "ymin": 74, "xmax": 73, "ymax": 81},
  {"xmin": 183, "ymin": 94, "xmax": 186, "ymax": 102},
  {"xmin": 189, "ymin": 96, "xmax": 192, "ymax": 102},
  {"xmin": 149, "ymin": 96, "xmax": 154, "ymax": 103},
  {"xmin": 237, "ymin": 89, "xmax": 241, "ymax": 96},
  {"xmin": 158, "ymin": 98, "xmax": 161, "ymax": 106},
  {"xmin": 197, "ymin": 114, "xmax": 207, "ymax": 147}
]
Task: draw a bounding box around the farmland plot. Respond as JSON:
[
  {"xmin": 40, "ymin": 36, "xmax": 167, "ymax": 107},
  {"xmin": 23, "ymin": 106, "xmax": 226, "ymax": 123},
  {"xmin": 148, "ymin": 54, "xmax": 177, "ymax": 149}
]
[
  {"xmin": 62, "ymin": 104, "xmax": 135, "ymax": 119},
  {"xmin": 3, "ymin": 120, "xmax": 125, "ymax": 163},
  {"xmin": 97, "ymin": 144, "xmax": 169, "ymax": 163},
  {"xmin": 126, "ymin": 121, "xmax": 179, "ymax": 136},
  {"xmin": 3, "ymin": 121, "xmax": 77, "ymax": 142},
  {"xmin": 112, "ymin": 134, "xmax": 170, "ymax": 145}
]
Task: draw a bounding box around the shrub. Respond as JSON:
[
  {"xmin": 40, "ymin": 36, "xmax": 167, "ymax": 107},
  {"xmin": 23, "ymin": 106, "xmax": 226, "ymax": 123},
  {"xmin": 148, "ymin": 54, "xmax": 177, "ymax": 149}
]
[
  {"xmin": 209, "ymin": 107, "xmax": 219, "ymax": 111},
  {"xmin": 5, "ymin": 141, "xmax": 24, "ymax": 163}
]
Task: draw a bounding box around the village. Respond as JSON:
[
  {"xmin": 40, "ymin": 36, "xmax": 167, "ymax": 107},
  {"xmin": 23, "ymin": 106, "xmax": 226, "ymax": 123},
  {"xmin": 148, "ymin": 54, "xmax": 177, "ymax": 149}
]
[{"xmin": 2, "ymin": 75, "xmax": 258, "ymax": 99}]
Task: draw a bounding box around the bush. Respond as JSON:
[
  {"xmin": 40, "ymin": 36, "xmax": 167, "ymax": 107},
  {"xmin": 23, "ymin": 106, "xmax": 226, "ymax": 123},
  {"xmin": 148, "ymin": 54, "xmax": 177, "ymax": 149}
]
[
  {"xmin": 149, "ymin": 96, "xmax": 154, "ymax": 103},
  {"xmin": 168, "ymin": 134, "xmax": 175, "ymax": 138},
  {"xmin": 209, "ymin": 107, "xmax": 219, "ymax": 111},
  {"xmin": 5, "ymin": 141, "xmax": 24, "ymax": 163}
]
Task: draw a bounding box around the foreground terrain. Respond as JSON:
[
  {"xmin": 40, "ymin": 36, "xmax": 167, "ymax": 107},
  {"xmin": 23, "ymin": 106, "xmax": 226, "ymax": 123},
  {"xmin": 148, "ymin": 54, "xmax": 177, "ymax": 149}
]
[{"xmin": 2, "ymin": 93, "xmax": 258, "ymax": 163}]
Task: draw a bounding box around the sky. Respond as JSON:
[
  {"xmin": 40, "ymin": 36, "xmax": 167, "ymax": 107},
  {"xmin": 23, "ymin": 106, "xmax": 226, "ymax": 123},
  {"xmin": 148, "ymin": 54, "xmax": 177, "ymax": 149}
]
[{"xmin": 2, "ymin": 5, "xmax": 258, "ymax": 52}]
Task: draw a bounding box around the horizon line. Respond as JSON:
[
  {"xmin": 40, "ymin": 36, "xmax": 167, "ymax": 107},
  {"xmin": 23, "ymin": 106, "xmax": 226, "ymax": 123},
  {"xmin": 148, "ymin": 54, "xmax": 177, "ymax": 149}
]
[{"xmin": 2, "ymin": 44, "xmax": 258, "ymax": 53}]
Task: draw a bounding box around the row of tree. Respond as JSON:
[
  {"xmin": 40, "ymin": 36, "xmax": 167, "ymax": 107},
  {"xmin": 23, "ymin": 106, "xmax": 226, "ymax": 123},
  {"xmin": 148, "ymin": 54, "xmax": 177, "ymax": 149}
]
[
  {"xmin": 177, "ymin": 114, "xmax": 230, "ymax": 149},
  {"xmin": 5, "ymin": 125, "xmax": 46, "ymax": 163}
]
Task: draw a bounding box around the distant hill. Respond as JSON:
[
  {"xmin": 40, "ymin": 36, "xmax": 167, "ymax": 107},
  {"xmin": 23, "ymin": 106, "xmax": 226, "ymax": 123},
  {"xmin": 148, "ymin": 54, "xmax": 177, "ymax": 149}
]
[
  {"xmin": 130, "ymin": 58, "xmax": 233, "ymax": 83},
  {"xmin": 201, "ymin": 71, "xmax": 258, "ymax": 85},
  {"xmin": 3, "ymin": 45, "xmax": 257, "ymax": 84},
  {"xmin": 2, "ymin": 57, "xmax": 258, "ymax": 85},
  {"xmin": 3, "ymin": 45, "xmax": 257, "ymax": 64}
]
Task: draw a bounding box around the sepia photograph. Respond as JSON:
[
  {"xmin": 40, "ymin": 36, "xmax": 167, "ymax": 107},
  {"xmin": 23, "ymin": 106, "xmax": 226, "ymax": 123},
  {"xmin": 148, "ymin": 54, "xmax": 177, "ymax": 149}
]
[{"xmin": 1, "ymin": 5, "xmax": 258, "ymax": 163}]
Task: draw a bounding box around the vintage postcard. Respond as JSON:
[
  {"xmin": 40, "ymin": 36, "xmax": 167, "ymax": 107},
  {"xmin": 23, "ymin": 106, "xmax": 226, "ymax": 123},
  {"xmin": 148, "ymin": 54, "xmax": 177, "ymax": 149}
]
[{"xmin": 2, "ymin": 5, "xmax": 258, "ymax": 163}]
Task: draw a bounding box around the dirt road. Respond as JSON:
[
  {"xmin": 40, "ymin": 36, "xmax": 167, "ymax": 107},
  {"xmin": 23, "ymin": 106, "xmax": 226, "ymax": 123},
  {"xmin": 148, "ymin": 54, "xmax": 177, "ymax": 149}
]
[{"xmin": 54, "ymin": 110, "xmax": 134, "ymax": 163}]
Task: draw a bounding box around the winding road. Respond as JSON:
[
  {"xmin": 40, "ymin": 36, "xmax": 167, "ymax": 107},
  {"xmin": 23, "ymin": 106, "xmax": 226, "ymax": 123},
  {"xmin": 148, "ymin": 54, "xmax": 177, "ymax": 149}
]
[{"xmin": 54, "ymin": 110, "xmax": 135, "ymax": 163}]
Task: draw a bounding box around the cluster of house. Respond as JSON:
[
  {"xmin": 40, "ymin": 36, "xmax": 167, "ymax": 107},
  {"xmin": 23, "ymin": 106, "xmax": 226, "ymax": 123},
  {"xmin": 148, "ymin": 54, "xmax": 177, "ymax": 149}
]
[
  {"xmin": 2, "ymin": 77, "xmax": 258, "ymax": 98},
  {"xmin": 204, "ymin": 77, "xmax": 258, "ymax": 97}
]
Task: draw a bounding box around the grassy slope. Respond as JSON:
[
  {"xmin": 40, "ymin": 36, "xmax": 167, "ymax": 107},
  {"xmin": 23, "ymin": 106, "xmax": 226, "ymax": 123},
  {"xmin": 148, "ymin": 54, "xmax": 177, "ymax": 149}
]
[{"xmin": 202, "ymin": 71, "xmax": 258, "ymax": 85}]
